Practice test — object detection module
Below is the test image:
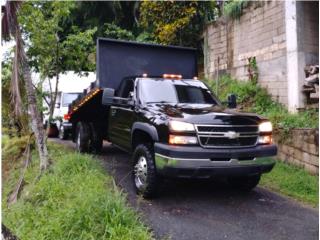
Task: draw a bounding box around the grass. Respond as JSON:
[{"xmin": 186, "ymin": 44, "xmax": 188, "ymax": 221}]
[
  {"xmin": 204, "ymin": 75, "xmax": 319, "ymax": 130},
  {"xmin": 2, "ymin": 139, "xmax": 153, "ymax": 240},
  {"xmin": 261, "ymin": 159, "xmax": 319, "ymax": 207}
]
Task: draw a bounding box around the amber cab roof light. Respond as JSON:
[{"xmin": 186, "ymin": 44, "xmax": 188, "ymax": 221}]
[{"xmin": 162, "ymin": 74, "xmax": 182, "ymax": 79}]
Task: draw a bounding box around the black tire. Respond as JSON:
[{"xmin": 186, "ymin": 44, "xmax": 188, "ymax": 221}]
[
  {"xmin": 59, "ymin": 125, "xmax": 68, "ymax": 140},
  {"xmin": 132, "ymin": 144, "xmax": 158, "ymax": 198},
  {"xmin": 228, "ymin": 174, "xmax": 261, "ymax": 191},
  {"xmin": 89, "ymin": 123, "xmax": 103, "ymax": 154},
  {"xmin": 75, "ymin": 122, "xmax": 91, "ymax": 153}
]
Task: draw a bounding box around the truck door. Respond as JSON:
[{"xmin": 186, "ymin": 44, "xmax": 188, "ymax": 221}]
[{"xmin": 108, "ymin": 78, "xmax": 135, "ymax": 151}]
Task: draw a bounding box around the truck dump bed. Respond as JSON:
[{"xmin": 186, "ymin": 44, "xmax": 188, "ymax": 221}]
[{"xmin": 96, "ymin": 38, "xmax": 198, "ymax": 90}]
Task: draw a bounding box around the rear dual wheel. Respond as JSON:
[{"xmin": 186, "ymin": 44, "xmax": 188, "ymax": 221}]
[
  {"xmin": 75, "ymin": 122, "xmax": 90, "ymax": 153},
  {"xmin": 89, "ymin": 123, "xmax": 103, "ymax": 153},
  {"xmin": 75, "ymin": 122, "xmax": 103, "ymax": 153}
]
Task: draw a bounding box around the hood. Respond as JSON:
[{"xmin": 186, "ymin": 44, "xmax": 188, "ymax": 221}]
[{"xmin": 146, "ymin": 103, "xmax": 264, "ymax": 125}]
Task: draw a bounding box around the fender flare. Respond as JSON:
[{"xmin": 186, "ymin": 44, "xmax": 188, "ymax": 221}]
[{"xmin": 131, "ymin": 122, "xmax": 159, "ymax": 143}]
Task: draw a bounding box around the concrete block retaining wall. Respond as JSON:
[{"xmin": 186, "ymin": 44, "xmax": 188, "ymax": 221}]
[{"xmin": 274, "ymin": 128, "xmax": 319, "ymax": 175}]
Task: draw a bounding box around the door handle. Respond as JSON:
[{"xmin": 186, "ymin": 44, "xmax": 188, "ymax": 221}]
[{"xmin": 111, "ymin": 108, "xmax": 117, "ymax": 116}]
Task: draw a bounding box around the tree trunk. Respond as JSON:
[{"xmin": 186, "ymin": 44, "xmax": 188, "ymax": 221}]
[
  {"xmin": 18, "ymin": 35, "xmax": 49, "ymax": 172},
  {"xmin": 48, "ymin": 74, "xmax": 59, "ymax": 122},
  {"xmin": 48, "ymin": 38, "xmax": 60, "ymax": 122}
]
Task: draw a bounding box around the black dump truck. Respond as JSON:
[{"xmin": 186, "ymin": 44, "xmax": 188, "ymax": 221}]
[{"xmin": 68, "ymin": 38, "xmax": 277, "ymax": 198}]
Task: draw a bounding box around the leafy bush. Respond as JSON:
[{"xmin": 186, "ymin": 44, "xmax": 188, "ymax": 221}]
[
  {"xmin": 3, "ymin": 144, "xmax": 153, "ymax": 240},
  {"xmin": 204, "ymin": 75, "xmax": 319, "ymax": 129}
]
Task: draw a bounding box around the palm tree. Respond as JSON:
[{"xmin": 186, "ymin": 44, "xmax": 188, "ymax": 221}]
[{"xmin": 2, "ymin": 1, "xmax": 49, "ymax": 171}]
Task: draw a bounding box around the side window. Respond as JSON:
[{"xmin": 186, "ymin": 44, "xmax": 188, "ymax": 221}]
[{"xmin": 118, "ymin": 79, "xmax": 134, "ymax": 98}]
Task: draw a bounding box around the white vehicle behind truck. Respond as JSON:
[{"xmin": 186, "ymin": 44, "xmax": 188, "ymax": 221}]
[{"xmin": 42, "ymin": 71, "xmax": 95, "ymax": 139}]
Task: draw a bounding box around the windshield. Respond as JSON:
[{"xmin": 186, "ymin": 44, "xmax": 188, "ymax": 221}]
[
  {"xmin": 62, "ymin": 93, "xmax": 79, "ymax": 107},
  {"xmin": 139, "ymin": 79, "xmax": 217, "ymax": 105}
]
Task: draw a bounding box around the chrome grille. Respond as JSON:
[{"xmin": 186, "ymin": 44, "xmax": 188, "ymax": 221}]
[{"xmin": 195, "ymin": 125, "xmax": 258, "ymax": 148}]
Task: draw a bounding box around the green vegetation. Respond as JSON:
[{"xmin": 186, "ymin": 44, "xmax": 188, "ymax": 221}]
[
  {"xmin": 223, "ymin": 0, "xmax": 250, "ymax": 20},
  {"xmin": 139, "ymin": 1, "xmax": 217, "ymax": 47},
  {"xmin": 102, "ymin": 23, "xmax": 135, "ymax": 41},
  {"xmin": 2, "ymin": 140, "xmax": 153, "ymax": 240},
  {"xmin": 261, "ymin": 160, "xmax": 318, "ymax": 207},
  {"xmin": 204, "ymin": 75, "xmax": 319, "ymax": 130}
]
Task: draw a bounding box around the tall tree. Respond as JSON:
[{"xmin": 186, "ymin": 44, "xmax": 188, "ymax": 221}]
[
  {"xmin": 61, "ymin": 1, "xmax": 139, "ymax": 37},
  {"xmin": 2, "ymin": 1, "xmax": 49, "ymax": 171},
  {"xmin": 18, "ymin": 2, "xmax": 96, "ymax": 122},
  {"xmin": 139, "ymin": 1, "xmax": 218, "ymax": 47}
]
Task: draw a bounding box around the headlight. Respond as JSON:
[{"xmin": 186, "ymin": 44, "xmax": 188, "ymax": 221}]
[
  {"xmin": 259, "ymin": 121, "xmax": 272, "ymax": 132},
  {"xmin": 169, "ymin": 121, "xmax": 195, "ymax": 132},
  {"xmin": 169, "ymin": 135, "xmax": 198, "ymax": 145}
]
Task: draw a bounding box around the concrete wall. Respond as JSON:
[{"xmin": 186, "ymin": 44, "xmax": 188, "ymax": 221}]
[
  {"xmin": 204, "ymin": 1, "xmax": 319, "ymax": 109},
  {"xmin": 204, "ymin": 1, "xmax": 288, "ymax": 105},
  {"xmin": 275, "ymin": 129, "xmax": 319, "ymax": 175}
]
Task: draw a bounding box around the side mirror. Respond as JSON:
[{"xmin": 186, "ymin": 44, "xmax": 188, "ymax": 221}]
[
  {"xmin": 227, "ymin": 94, "xmax": 237, "ymax": 108},
  {"xmin": 102, "ymin": 88, "xmax": 115, "ymax": 105}
]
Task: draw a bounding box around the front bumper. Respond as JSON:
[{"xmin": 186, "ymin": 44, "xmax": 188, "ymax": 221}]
[{"xmin": 154, "ymin": 143, "xmax": 277, "ymax": 178}]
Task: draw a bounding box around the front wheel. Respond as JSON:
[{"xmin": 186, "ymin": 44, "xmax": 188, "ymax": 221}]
[
  {"xmin": 228, "ymin": 174, "xmax": 261, "ymax": 191},
  {"xmin": 132, "ymin": 144, "xmax": 158, "ymax": 198}
]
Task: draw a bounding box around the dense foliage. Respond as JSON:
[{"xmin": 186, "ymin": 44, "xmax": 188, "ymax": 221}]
[
  {"xmin": 102, "ymin": 23, "xmax": 135, "ymax": 41},
  {"xmin": 204, "ymin": 75, "xmax": 319, "ymax": 130},
  {"xmin": 139, "ymin": 1, "xmax": 217, "ymax": 47},
  {"xmin": 19, "ymin": 2, "xmax": 96, "ymax": 76},
  {"xmin": 62, "ymin": 1, "xmax": 139, "ymax": 37},
  {"xmin": 2, "ymin": 142, "xmax": 153, "ymax": 240}
]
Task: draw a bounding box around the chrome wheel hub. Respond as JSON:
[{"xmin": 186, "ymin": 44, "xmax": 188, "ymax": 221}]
[{"xmin": 134, "ymin": 156, "xmax": 148, "ymax": 191}]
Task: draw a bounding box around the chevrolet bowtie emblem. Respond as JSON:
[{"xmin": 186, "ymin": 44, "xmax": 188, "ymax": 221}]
[{"xmin": 224, "ymin": 131, "xmax": 240, "ymax": 139}]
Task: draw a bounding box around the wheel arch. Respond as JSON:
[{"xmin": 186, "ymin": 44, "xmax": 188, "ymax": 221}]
[{"xmin": 131, "ymin": 122, "xmax": 159, "ymax": 150}]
